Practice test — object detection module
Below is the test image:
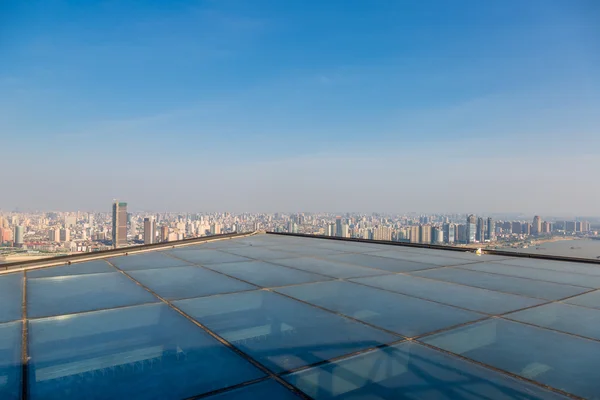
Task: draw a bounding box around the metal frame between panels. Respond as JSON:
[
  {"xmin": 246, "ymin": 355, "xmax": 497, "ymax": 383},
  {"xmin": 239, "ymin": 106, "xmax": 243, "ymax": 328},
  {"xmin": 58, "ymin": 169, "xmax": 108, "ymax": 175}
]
[{"xmin": 7, "ymin": 233, "xmax": 600, "ymax": 399}]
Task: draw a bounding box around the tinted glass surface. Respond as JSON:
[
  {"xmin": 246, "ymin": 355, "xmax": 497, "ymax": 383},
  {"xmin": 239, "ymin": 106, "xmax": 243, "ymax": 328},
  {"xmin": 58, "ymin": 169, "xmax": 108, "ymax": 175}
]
[
  {"xmin": 267, "ymin": 245, "xmax": 347, "ymax": 257},
  {"xmin": 565, "ymin": 290, "xmax": 600, "ymax": 309},
  {"xmin": 27, "ymin": 273, "xmax": 158, "ymax": 318},
  {"xmin": 205, "ymin": 261, "xmax": 330, "ymax": 287},
  {"xmin": 352, "ymin": 274, "xmax": 545, "ymax": 314},
  {"xmin": 109, "ymin": 252, "xmax": 190, "ymax": 271},
  {"xmin": 272, "ymin": 257, "xmax": 390, "ymax": 279},
  {"xmin": 167, "ymin": 249, "xmax": 250, "ymax": 265},
  {"xmin": 207, "ymin": 379, "xmax": 301, "ymax": 400},
  {"xmin": 0, "ymin": 273, "xmax": 22, "ymax": 323},
  {"xmin": 276, "ymin": 281, "xmax": 484, "ymax": 337},
  {"xmin": 325, "ymin": 253, "xmax": 439, "ymax": 273},
  {"xmin": 0, "ymin": 321, "xmax": 22, "ymax": 400},
  {"xmin": 221, "ymin": 247, "xmax": 299, "ymax": 260},
  {"xmin": 369, "ymin": 251, "xmax": 478, "ymax": 267},
  {"xmin": 28, "ymin": 304, "xmax": 264, "ymax": 400},
  {"xmin": 423, "ymin": 319, "xmax": 600, "ymax": 399},
  {"xmin": 175, "ymin": 290, "xmax": 398, "ymax": 373},
  {"xmin": 128, "ymin": 266, "xmax": 257, "ymax": 300},
  {"xmin": 285, "ymin": 341, "xmax": 567, "ymax": 400},
  {"xmin": 458, "ymin": 263, "xmax": 600, "ymax": 288},
  {"xmin": 27, "ymin": 261, "xmax": 114, "ymax": 279},
  {"xmin": 507, "ymin": 302, "xmax": 600, "ymax": 341},
  {"xmin": 498, "ymin": 258, "xmax": 600, "ymax": 276},
  {"xmin": 411, "ymin": 268, "xmax": 588, "ymax": 300}
]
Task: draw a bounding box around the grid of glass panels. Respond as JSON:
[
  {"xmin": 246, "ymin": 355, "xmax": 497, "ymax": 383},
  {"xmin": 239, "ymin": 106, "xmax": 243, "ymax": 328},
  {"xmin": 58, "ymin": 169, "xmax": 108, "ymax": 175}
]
[{"xmin": 4, "ymin": 233, "xmax": 599, "ymax": 399}]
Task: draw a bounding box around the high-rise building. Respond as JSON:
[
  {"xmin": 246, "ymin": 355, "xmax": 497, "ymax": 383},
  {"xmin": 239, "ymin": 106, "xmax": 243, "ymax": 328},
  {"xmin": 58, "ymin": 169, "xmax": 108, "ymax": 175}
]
[
  {"xmin": 532, "ymin": 216, "xmax": 542, "ymax": 235},
  {"xmin": 335, "ymin": 216, "xmax": 343, "ymax": 237},
  {"xmin": 443, "ymin": 223, "xmax": 455, "ymax": 244},
  {"xmin": 522, "ymin": 223, "xmax": 531, "ymax": 235},
  {"xmin": 341, "ymin": 224, "xmax": 350, "ymax": 238},
  {"xmin": 512, "ymin": 221, "xmax": 522, "ymax": 235},
  {"xmin": 476, "ymin": 217, "xmax": 484, "ymax": 242},
  {"xmin": 372, "ymin": 226, "xmax": 392, "ymax": 241},
  {"xmin": 49, "ymin": 228, "xmax": 60, "ymax": 242},
  {"xmin": 409, "ymin": 226, "xmax": 420, "ymax": 243},
  {"xmin": 160, "ymin": 225, "xmax": 169, "ymax": 242},
  {"xmin": 565, "ymin": 221, "xmax": 576, "ymax": 232},
  {"xmin": 144, "ymin": 217, "xmax": 156, "ymax": 244},
  {"xmin": 543, "ymin": 221, "xmax": 552, "ymax": 233},
  {"xmin": 466, "ymin": 215, "xmax": 476, "ymax": 243},
  {"xmin": 432, "ymin": 227, "xmax": 444, "ymax": 244},
  {"xmin": 420, "ymin": 225, "xmax": 432, "ymax": 244},
  {"xmin": 14, "ymin": 225, "xmax": 24, "ymax": 247},
  {"xmin": 326, "ymin": 224, "xmax": 335, "ymax": 237},
  {"xmin": 486, "ymin": 217, "xmax": 494, "ymax": 240},
  {"xmin": 457, "ymin": 224, "xmax": 467, "ymax": 243},
  {"xmin": 112, "ymin": 201, "xmax": 128, "ymax": 248},
  {"xmin": 60, "ymin": 228, "xmax": 70, "ymax": 242}
]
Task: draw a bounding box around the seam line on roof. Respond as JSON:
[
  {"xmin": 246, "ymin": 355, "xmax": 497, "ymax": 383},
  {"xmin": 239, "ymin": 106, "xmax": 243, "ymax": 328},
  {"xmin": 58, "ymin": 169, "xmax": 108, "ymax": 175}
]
[
  {"xmin": 185, "ymin": 376, "xmax": 270, "ymax": 400},
  {"xmin": 452, "ymin": 264, "xmax": 597, "ymax": 289},
  {"xmin": 21, "ymin": 271, "xmax": 29, "ymax": 400},
  {"xmin": 498, "ymin": 315, "xmax": 600, "ymax": 344},
  {"xmin": 104, "ymin": 259, "xmax": 312, "ymax": 400},
  {"xmin": 493, "ymin": 259, "xmax": 600, "ymax": 278}
]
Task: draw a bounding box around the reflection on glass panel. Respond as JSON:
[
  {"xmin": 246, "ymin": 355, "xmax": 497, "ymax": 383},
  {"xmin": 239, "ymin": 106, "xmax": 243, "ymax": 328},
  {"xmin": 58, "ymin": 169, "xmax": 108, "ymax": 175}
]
[
  {"xmin": 0, "ymin": 321, "xmax": 22, "ymax": 400},
  {"xmin": 352, "ymin": 274, "xmax": 545, "ymax": 314},
  {"xmin": 167, "ymin": 249, "xmax": 250, "ymax": 265},
  {"xmin": 221, "ymin": 247, "xmax": 299, "ymax": 260},
  {"xmin": 285, "ymin": 342, "xmax": 566, "ymax": 400},
  {"xmin": 368, "ymin": 251, "xmax": 477, "ymax": 267},
  {"xmin": 266, "ymin": 245, "xmax": 346, "ymax": 257},
  {"xmin": 128, "ymin": 266, "xmax": 256, "ymax": 300},
  {"xmin": 28, "ymin": 304, "xmax": 264, "ymax": 400},
  {"xmin": 28, "ymin": 261, "xmax": 114, "ymax": 279},
  {"xmin": 507, "ymin": 303, "xmax": 600, "ymax": 341},
  {"xmin": 276, "ymin": 281, "xmax": 483, "ymax": 337},
  {"xmin": 272, "ymin": 258, "xmax": 389, "ymax": 279},
  {"xmin": 0, "ymin": 273, "xmax": 22, "ymax": 323},
  {"xmin": 459, "ymin": 263, "xmax": 600, "ymax": 288},
  {"xmin": 205, "ymin": 261, "xmax": 330, "ymax": 287},
  {"xmin": 109, "ymin": 253, "xmax": 190, "ymax": 271},
  {"xmin": 566, "ymin": 290, "xmax": 600, "ymax": 309},
  {"xmin": 28, "ymin": 273, "xmax": 158, "ymax": 318},
  {"xmin": 411, "ymin": 268, "xmax": 588, "ymax": 300},
  {"xmin": 423, "ymin": 319, "xmax": 600, "ymax": 399},
  {"xmin": 175, "ymin": 290, "xmax": 397, "ymax": 373},
  {"xmin": 207, "ymin": 379, "xmax": 301, "ymax": 399},
  {"xmin": 325, "ymin": 254, "xmax": 438, "ymax": 273},
  {"xmin": 498, "ymin": 258, "xmax": 600, "ymax": 276}
]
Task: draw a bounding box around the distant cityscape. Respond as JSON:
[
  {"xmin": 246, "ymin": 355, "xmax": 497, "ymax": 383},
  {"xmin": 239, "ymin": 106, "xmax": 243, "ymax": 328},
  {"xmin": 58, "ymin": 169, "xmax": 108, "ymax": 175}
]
[{"xmin": 0, "ymin": 201, "xmax": 598, "ymax": 263}]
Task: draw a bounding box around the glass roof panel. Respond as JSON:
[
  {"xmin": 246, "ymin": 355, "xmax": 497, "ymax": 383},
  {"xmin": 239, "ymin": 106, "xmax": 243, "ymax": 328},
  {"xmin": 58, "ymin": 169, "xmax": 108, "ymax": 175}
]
[
  {"xmin": 206, "ymin": 379, "xmax": 301, "ymax": 399},
  {"xmin": 422, "ymin": 318, "xmax": 600, "ymax": 399},
  {"xmin": 166, "ymin": 249, "xmax": 250, "ymax": 265},
  {"xmin": 276, "ymin": 281, "xmax": 484, "ymax": 337},
  {"xmin": 108, "ymin": 252, "xmax": 190, "ymax": 271},
  {"xmin": 267, "ymin": 245, "xmax": 347, "ymax": 257},
  {"xmin": 498, "ymin": 258, "xmax": 600, "ymax": 276},
  {"xmin": 175, "ymin": 290, "xmax": 398, "ymax": 373},
  {"xmin": 27, "ymin": 260, "xmax": 114, "ymax": 279},
  {"xmin": 285, "ymin": 341, "xmax": 567, "ymax": 400},
  {"xmin": 204, "ymin": 261, "xmax": 331, "ymax": 287},
  {"xmin": 220, "ymin": 247, "xmax": 299, "ymax": 260},
  {"xmin": 565, "ymin": 290, "xmax": 600, "ymax": 309},
  {"xmin": 0, "ymin": 272, "xmax": 22, "ymax": 323},
  {"xmin": 458, "ymin": 263, "xmax": 600, "ymax": 288},
  {"xmin": 271, "ymin": 257, "xmax": 390, "ymax": 279},
  {"xmin": 324, "ymin": 253, "xmax": 439, "ymax": 273},
  {"xmin": 0, "ymin": 321, "xmax": 22, "ymax": 400},
  {"xmin": 506, "ymin": 302, "xmax": 600, "ymax": 341},
  {"xmin": 27, "ymin": 303, "xmax": 265, "ymax": 400},
  {"xmin": 27, "ymin": 273, "xmax": 158, "ymax": 318},
  {"xmin": 128, "ymin": 266, "xmax": 256, "ymax": 300},
  {"xmin": 368, "ymin": 251, "xmax": 479, "ymax": 267},
  {"xmin": 410, "ymin": 268, "xmax": 589, "ymax": 300},
  {"xmin": 351, "ymin": 274, "xmax": 545, "ymax": 314}
]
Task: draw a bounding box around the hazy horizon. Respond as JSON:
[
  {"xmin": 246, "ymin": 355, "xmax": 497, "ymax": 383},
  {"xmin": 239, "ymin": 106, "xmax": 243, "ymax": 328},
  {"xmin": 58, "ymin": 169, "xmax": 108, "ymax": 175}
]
[{"xmin": 2, "ymin": 0, "xmax": 599, "ymax": 213}]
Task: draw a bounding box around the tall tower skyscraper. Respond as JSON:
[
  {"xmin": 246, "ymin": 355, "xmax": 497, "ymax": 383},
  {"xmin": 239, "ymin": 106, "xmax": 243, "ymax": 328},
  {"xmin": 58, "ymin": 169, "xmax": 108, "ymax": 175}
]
[
  {"xmin": 14, "ymin": 225, "xmax": 24, "ymax": 247},
  {"xmin": 144, "ymin": 217, "xmax": 156, "ymax": 244},
  {"xmin": 486, "ymin": 217, "xmax": 494, "ymax": 240},
  {"xmin": 533, "ymin": 215, "xmax": 542, "ymax": 235},
  {"xmin": 476, "ymin": 217, "xmax": 485, "ymax": 242},
  {"xmin": 466, "ymin": 215, "xmax": 476, "ymax": 244},
  {"xmin": 335, "ymin": 216, "xmax": 343, "ymax": 237},
  {"xmin": 112, "ymin": 201, "xmax": 128, "ymax": 248}
]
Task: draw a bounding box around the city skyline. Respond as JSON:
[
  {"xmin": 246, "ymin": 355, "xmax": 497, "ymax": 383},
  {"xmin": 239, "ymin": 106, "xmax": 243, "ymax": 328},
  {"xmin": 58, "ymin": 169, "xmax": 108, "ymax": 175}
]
[{"xmin": 1, "ymin": 1, "xmax": 599, "ymax": 213}]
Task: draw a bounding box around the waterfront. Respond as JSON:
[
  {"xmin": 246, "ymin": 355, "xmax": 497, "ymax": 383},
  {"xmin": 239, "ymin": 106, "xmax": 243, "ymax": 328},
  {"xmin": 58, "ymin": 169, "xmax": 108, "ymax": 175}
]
[{"xmin": 499, "ymin": 239, "xmax": 600, "ymax": 260}]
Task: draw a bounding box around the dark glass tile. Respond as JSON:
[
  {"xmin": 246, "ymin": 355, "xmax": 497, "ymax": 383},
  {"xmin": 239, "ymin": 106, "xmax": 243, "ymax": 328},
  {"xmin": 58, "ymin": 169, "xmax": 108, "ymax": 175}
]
[
  {"xmin": 28, "ymin": 304, "xmax": 264, "ymax": 400},
  {"xmin": 128, "ymin": 266, "xmax": 256, "ymax": 300},
  {"xmin": 0, "ymin": 273, "xmax": 22, "ymax": 323},
  {"xmin": 207, "ymin": 379, "xmax": 301, "ymax": 399},
  {"xmin": 27, "ymin": 261, "xmax": 114, "ymax": 279},
  {"xmin": 28, "ymin": 273, "xmax": 158, "ymax": 318},
  {"xmin": 325, "ymin": 254, "xmax": 438, "ymax": 273},
  {"xmin": 221, "ymin": 247, "xmax": 299, "ymax": 260},
  {"xmin": 175, "ymin": 290, "xmax": 397, "ymax": 373},
  {"xmin": 369, "ymin": 251, "xmax": 478, "ymax": 267},
  {"xmin": 167, "ymin": 249, "xmax": 250, "ymax": 265},
  {"xmin": 205, "ymin": 261, "xmax": 330, "ymax": 287},
  {"xmin": 276, "ymin": 281, "xmax": 483, "ymax": 337},
  {"xmin": 565, "ymin": 290, "xmax": 600, "ymax": 309},
  {"xmin": 285, "ymin": 341, "xmax": 567, "ymax": 400},
  {"xmin": 499, "ymin": 258, "xmax": 600, "ymax": 276},
  {"xmin": 423, "ymin": 319, "xmax": 600, "ymax": 399},
  {"xmin": 272, "ymin": 258, "xmax": 389, "ymax": 279},
  {"xmin": 109, "ymin": 252, "xmax": 190, "ymax": 271},
  {"xmin": 0, "ymin": 321, "xmax": 22, "ymax": 400},
  {"xmin": 352, "ymin": 274, "xmax": 545, "ymax": 314}
]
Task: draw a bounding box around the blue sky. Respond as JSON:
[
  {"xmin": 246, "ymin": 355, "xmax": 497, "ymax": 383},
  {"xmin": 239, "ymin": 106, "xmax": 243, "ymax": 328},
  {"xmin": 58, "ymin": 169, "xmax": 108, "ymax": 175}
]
[{"xmin": 1, "ymin": 0, "xmax": 599, "ymax": 213}]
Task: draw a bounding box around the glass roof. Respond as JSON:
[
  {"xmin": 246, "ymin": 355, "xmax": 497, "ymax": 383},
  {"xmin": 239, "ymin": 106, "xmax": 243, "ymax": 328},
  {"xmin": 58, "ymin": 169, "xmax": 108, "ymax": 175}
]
[{"xmin": 1, "ymin": 233, "xmax": 599, "ymax": 399}]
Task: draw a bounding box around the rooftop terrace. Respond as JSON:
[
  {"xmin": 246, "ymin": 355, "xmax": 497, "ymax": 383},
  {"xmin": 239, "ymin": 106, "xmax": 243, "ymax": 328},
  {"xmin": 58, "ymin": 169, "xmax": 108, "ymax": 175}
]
[{"xmin": 1, "ymin": 232, "xmax": 599, "ymax": 399}]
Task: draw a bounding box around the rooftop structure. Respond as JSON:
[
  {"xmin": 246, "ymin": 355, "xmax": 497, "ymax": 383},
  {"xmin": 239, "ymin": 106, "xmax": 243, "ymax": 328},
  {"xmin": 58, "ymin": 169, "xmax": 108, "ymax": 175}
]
[{"xmin": 1, "ymin": 232, "xmax": 599, "ymax": 399}]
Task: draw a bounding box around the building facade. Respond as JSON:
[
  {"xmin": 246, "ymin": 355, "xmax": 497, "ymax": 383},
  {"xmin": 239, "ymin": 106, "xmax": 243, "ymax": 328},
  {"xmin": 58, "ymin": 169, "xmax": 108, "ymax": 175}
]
[{"xmin": 112, "ymin": 201, "xmax": 128, "ymax": 248}]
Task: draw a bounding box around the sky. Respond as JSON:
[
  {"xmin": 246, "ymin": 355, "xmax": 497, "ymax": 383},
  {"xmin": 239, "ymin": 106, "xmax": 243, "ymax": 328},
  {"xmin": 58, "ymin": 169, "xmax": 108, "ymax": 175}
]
[{"xmin": 1, "ymin": 0, "xmax": 599, "ymax": 214}]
